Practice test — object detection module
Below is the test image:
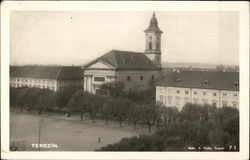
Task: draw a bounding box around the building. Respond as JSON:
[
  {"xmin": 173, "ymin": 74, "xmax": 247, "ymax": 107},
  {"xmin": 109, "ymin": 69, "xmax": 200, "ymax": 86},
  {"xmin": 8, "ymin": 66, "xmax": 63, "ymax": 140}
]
[
  {"xmin": 156, "ymin": 71, "xmax": 239, "ymax": 110},
  {"xmin": 10, "ymin": 66, "xmax": 83, "ymax": 92},
  {"xmin": 82, "ymin": 13, "xmax": 163, "ymax": 94}
]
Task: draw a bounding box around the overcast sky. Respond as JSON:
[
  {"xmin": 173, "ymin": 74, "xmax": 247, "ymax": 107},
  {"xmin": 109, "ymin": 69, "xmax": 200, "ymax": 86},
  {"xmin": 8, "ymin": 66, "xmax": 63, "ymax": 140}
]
[{"xmin": 10, "ymin": 11, "xmax": 239, "ymax": 66}]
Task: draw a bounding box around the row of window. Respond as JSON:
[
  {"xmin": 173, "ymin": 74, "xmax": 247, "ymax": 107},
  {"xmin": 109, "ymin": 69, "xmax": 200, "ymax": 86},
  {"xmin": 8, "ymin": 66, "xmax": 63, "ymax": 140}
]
[
  {"xmin": 148, "ymin": 42, "xmax": 160, "ymax": 51},
  {"xmin": 10, "ymin": 78, "xmax": 56, "ymax": 85},
  {"xmin": 11, "ymin": 83, "xmax": 55, "ymax": 91},
  {"xmin": 93, "ymin": 75, "xmax": 158, "ymax": 82},
  {"xmin": 159, "ymin": 95, "xmax": 238, "ymax": 108},
  {"xmin": 175, "ymin": 90, "xmax": 238, "ymax": 97},
  {"xmin": 177, "ymin": 79, "xmax": 239, "ymax": 87},
  {"xmin": 127, "ymin": 75, "xmax": 157, "ymax": 82}
]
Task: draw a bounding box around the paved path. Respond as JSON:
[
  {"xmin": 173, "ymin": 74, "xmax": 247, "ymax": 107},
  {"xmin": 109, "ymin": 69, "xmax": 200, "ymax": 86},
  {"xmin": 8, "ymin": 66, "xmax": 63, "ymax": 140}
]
[{"xmin": 10, "ymin": 111, "xmax": 153, "ymax": 151}]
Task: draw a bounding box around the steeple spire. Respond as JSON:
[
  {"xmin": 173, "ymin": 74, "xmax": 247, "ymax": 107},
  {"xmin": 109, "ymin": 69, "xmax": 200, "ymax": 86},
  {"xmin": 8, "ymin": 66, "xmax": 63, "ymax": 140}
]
[
  {"xmin": 144, "ymin": 12, "xmax": 162, "ymax": 33},
  {"xmin": 144, "ymin": 12, "xmax": 163, "ymax": 68}
]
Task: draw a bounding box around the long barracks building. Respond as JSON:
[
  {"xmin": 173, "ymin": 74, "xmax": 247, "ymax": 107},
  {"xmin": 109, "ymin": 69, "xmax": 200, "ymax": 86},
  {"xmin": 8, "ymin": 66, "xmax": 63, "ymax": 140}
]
[
  {"xmin": 156, "ymin": 70, "xmax": 239, "ymax": 110},
  {"xmin": 10, "ymin": 66, "xmax": 83, "ymax": 92}
]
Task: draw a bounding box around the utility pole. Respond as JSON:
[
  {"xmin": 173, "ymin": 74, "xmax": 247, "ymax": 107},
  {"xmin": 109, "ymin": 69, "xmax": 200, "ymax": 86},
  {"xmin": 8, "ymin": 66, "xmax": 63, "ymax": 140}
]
[{"xmin": 38, "ymin": 118, "xmax": 43, "ymax": 151}]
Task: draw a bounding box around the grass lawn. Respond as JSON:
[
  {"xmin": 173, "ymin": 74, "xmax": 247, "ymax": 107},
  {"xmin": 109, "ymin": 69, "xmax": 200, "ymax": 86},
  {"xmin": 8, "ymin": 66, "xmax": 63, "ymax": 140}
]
[{"xmin": 10, "ymin": 111, "xmax": 151, "ymax": 151}]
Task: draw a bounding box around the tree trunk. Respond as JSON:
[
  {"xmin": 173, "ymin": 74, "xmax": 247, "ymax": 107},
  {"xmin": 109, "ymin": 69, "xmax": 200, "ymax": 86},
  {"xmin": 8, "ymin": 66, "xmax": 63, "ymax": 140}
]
[
  {"xmin": 157, "ymin": 120, "xmax": 160, "ymax": 130},
  {"xmin": 128, "ymin": 118, "xmax": 131, "ymax": 125},
  {"xmin": 119, "ymin": 121, "xmax": 122, "ymax": 128},
  {"xmin": 80, "ymin": 112, "xmax": 83, "ymax": 121},
  {"xmin": 38, "ymin": 110, "xmax": 42, "ymax": 115},
  {"xmin": 134, "ymin": 122, "xmax": 137, "ymax": 130},
  {"xmin": 20, "ymin": 105, "xmax": 23, "ymax": 112},
  {"xmin": 48, "ymin": 109, "xmax": 51, "ymax": 116},
  {"xmin": 105, "ymin": 119, "xmax": 108, "ymax": 125},
  {"xmin": 148, "ymin": 125, "xmax": 151, "ymax": 132}
]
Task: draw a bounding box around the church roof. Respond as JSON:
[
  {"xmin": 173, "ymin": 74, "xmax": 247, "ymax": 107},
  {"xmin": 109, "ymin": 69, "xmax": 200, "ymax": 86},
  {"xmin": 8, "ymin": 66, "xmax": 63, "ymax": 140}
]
[
  {"xmin": 83, "ymin": 50, "xmax": 160, "ymax": 70},
  {"xmin": 10, "ymin": 66, "xmax": 83, "ymax": 80},
  {"xmin": 157, "ymin": 71, "xmax": 239, "ymax": 91},
  {"xmin": 144, "ymin": 13, "xmax": 163, "ymax": 33}
]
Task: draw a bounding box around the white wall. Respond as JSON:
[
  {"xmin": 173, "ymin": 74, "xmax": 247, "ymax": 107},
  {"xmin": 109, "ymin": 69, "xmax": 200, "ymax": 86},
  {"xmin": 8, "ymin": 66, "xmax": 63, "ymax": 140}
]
[{"xmin": 156, "ymin": 86, "xmax": 239, "ymax": 110}]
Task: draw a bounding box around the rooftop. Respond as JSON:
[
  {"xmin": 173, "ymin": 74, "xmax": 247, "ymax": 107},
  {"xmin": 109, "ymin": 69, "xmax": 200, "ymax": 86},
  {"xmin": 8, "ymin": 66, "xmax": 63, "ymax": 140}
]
[
  {"xmin": 157, "ymin": 71, "xmax": 239, "ymax": 91},
  {"xmin": 10, "ymin": 66, "xmax": 83, "ymax": 80},
  {"xmin": 144, "ymin": 12, "xmax": 163, "ymax": 33},
  {"xmin": 83, "ymin": 50, "xmax": 161, "ymax": 70}
]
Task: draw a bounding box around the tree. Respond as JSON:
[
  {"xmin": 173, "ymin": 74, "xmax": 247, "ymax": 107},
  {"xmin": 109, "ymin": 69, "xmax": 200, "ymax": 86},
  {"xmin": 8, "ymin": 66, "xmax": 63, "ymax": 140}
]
[
  {"xmin": 111, "ymin": 98, "xmax": 131, "ymax": 127},
  {"xmin": 129, "ymin": 104, "xmax": 141, "ymax": 129},
  {"xmin": 155, "ymin": 103, "xmax": 164, "ymax": 130},
  {"xmin": 209, "ymin": 128, "xmax": 231, "ymax": 147},
  {"xmin": 162, "ymin": 106, "xmax": 179, "ymax": 126},
  {"xmin": 99, "ymin": 81, "xmax": 125, "ymax": 98},
  {"xmin": 16, "ymin": 87, "xmax": 31, "ymax": 112},
  {"xmin": 10, "ymin": 87, "xmax": 18, "ymax": 110},
  {"xmin": 100, "ymin": 98, "xmax": 113, "ymax": 125},
  {"xmin": 38, "ymin": 90, "xmax": 55, "ymax": 116},
  {"xmin": 125, "ymin": 88, "xmax": 155, "ymax": 104},
  {"xmin": 67, "ymin": 91, "xmax": 92, "ymax": 121},
  {"xmin": 140, "ymin": 103, "xmax": 158, "ymax": 132},
  {"xmin": 54, "ymin": 86, "xmax": 81, "ymax": 110},
  {"xmin": 179, "ymin": 103, "xmax": 203, "ymax": 122},
  {"xmin": 85, "ymin": 96, "xmax": 104, "ymax": 123},
  {"xmin": 27, "ymin": 88, "xmax": 50, "ymax": 114}
]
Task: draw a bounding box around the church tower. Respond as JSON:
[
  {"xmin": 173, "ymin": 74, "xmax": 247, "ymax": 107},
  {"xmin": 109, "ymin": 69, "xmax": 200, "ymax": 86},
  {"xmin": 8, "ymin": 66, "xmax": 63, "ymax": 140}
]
[{"xmin": 144, "ymin": 12, "xmax": 163, "ymax": 67}]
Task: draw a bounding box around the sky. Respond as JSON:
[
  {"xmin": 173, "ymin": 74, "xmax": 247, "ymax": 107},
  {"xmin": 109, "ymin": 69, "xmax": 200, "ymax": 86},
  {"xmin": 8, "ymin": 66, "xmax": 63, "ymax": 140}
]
[{"xmin": 10, "ymin": 11, "xmax": 239, "ymax": 66}]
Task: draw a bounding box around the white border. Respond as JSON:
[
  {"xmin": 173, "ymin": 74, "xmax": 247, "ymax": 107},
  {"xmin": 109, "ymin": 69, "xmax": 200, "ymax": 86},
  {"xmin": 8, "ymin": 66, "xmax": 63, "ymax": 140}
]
[{"xmin": 1, "ymin": 1, "xmax": 249, "ymax": 160}]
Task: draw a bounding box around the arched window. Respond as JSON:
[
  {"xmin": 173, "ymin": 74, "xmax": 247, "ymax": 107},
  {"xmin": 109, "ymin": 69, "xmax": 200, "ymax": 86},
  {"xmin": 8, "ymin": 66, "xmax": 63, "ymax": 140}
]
[{"xmin": 149, "ymin": 42, "xmax": 152, "ymax": 50}]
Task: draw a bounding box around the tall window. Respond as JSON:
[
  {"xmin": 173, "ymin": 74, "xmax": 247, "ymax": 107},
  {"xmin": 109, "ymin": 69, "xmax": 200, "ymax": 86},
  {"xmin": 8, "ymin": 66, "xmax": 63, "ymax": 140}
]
[
  {"xmin": 149, "ymin": 42, "xmax": 152, "ymax": 50},
  {"xmin": 157, "ymin": 42, "xmax": 159, "ymax": 50},
  {"xmin": 222, "ymin": 100, "xmax": 228, "ymax": 107},
  {"xmin": 140, "ymin": 76, "xmax": 143, "ymax": 81},
  {"xmin": 127, "ymin": 76, "xmax": 131, "ymax": 81},
  {"xmin": 168, "ymin": 96, "xmax": 172, "ymax": 105},
  {"xmin": 151, "ymin": 75, "xmax": 154, "ymax": 81},
  {"xmin": 160, "ymin": 95, "xmax": 164, "ymax": 103}
]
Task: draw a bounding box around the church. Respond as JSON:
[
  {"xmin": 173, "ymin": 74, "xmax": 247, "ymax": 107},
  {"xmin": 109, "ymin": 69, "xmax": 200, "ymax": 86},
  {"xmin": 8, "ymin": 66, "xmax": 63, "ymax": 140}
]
[{"xmin": 82, "ymin": 13, "xmax": 163, "ymax": 94}]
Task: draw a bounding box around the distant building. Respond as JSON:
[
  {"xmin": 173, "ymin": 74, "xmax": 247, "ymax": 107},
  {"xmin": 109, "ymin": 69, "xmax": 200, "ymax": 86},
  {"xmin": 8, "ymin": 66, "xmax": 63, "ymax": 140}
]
[
  {"xmin": 82, "ymin": 13, "xmax": 163, "ymax": 94},
  {"xmin": 10, "ymin": 66, "xmax": 83, "ymax": 92},
  {"xmin": 156, "ymin": 71, "xmax": 239, "ymax": 110}
]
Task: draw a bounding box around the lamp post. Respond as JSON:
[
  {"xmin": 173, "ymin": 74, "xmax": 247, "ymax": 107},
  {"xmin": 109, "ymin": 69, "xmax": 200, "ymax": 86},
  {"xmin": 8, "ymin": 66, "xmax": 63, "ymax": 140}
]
[{"xmin": 38, "ymin": 118, "xmax": 43, "ymax": 151}]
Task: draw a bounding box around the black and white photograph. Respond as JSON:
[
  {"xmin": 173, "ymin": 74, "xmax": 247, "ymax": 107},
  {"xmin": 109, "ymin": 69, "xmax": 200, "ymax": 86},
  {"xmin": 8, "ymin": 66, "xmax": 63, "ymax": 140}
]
[{"xmin": 1, "ymin": 1, "xmax": 249, "ymax": 160}]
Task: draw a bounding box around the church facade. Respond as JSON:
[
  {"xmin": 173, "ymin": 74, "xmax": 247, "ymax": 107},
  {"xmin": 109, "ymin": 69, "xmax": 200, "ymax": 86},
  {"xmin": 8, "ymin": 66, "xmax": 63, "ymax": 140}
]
[{"xmin": 82, "ymin": 13, "xmax": 163, "ymax": 94}]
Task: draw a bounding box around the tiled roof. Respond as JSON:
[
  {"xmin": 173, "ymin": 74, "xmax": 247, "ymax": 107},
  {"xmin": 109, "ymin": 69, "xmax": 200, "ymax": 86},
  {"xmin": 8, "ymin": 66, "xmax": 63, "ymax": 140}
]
[
  {"xmin": 157, "ymin": 71, "xmax": 239, "ymax": 91},
  {"xmin": 57, "ymin": 66, "xmax": 83, "ymax": 79},
  {"xmin": 10, "ymin": 66, "xmax": 21, "ymax": 73},
  {"xmin": 10, "ymin": 66, "xmax": 83, "ymax": 80},
  {"xmin": 84, "ymin": 50, "xmax": 160, "ymax": 70}
]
